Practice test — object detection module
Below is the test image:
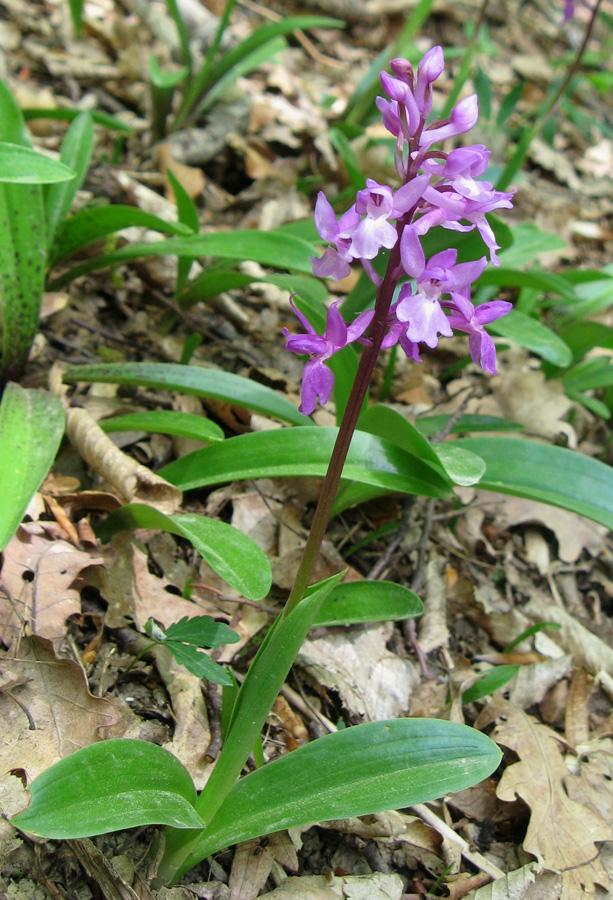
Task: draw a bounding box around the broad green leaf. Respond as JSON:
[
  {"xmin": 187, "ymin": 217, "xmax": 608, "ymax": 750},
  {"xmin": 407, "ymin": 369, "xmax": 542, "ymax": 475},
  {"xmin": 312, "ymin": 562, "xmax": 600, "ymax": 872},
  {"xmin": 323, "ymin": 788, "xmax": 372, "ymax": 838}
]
[
  {"xmin": 97, "ymin": 504, "xmax": 271, "ymax": 601},
  {"xmin": 558, "ymin": 321, "xmax": 613, "ymax": 364},
  {"xmin": 0, "ymin": 80, "xmax": 46, "ymax": 384},
  {"xmin": 47, "ymin": 229, "xmax": 318, "ymax": 289},
  {"xmin": 561, "ymin": 357, "xmax": 613, "ymax": 392},
  {"xmin": 63, "ymin": 362, "xmax": 309, "ymax": 427},
  {"xmin": 455, "ymin": 437, "xmax": 613, "ymax": 530},
  {"xmin": 331, "ymin": 482, "xmax": 394, "ymax": 518},
  {"xmin": 487, "ymin": 309, "xmax": 573, "ymax": 366},
  {"xmin": 23, "ymin": 107, "xmax": 131, "ymax": 132},
  {"xmin": 415, "ymin": 414, "xmax": 523, "ymax": 436},
  {"xmin": 45, "ymin": 112, "xmax": 94, "ymax": 247},
  {"xmin": 12, "ymin": 739, "xmax": 204, "ymax": 838},
  {"xmin": 497, "ymin": 222, "xmax": 566, "ymax": 269},
  {"xmin": 357, "ymin": 406, "xmax": 484, "ymax": 487},
  {"xmin": 357, "ymin": 405, "xmax": 449, "ymax": 481},
  {"xmin": 159, "ymin": 427, "xmax": 454, "ymax": 499},
  {"xmin": 0, "ymin": 384, "xmax": 65, "ymax": 552},
  {"xmin": 0, "ymin": 142, "xmax": 76, "ymax": 183},
  {"xmin": 100, "ymin": 410, "xmax": 224, "ymax": 443},
  {"xmin": 163, "ymin": 718, "xmax": 501, "ymax": 881},
  {"xmin": 461, "ymin": 666, "xmax": 519, "ymax": 704},
  {"xmin": 313, "ymin": 580, "xmax": 422, "ymax": 627},
  {"xmin": 432, "ymin": 444, "xmax": 486, "ymax": 487},
  {"xmin": 476, "ymin": 267, "xmax": 576, "ymax": 300},
  {"xmin": 49, "ymin": 205, "xmax": 192, "ymax": 266}
]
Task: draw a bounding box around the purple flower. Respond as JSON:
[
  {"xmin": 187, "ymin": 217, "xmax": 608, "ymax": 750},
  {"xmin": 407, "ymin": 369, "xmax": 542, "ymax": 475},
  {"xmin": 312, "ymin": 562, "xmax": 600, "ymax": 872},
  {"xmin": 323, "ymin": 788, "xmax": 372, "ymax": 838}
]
[
  {"xmin": 419, "ymin": 95, "xmax": 479, "ymax": 149},
  {"xmin": 284, "ymin": 299, "xmax": 374, "ymax": 415},
  {"xmin": 447, "ymin": 294, "xmax": 512, "ymax": 374},
  {"xmin": 395, "ymin": 226, "xmax": 488, "ymax": 348},
  {"xmin": 311, "ymin": 176, "xmax": 429, "ymax": 276},
  {"xmin": 311, "ymin": 193, "xmax": 360, "ymax": 280}
]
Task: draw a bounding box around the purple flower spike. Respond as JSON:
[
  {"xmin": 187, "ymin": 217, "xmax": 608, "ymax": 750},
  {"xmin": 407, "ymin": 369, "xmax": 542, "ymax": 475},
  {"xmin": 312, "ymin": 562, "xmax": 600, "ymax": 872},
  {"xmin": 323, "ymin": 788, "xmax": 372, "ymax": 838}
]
[{"xmin": 284, "ymin": 299, "xmax": 374, "ymax": 415}]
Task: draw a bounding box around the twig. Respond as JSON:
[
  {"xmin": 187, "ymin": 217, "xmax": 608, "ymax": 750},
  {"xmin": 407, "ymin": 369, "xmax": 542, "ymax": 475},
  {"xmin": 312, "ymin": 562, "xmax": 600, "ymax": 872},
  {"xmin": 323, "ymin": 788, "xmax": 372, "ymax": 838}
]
[{"xmin": 411, "ymin": 803, "xmax": 505, "ymax": 881}]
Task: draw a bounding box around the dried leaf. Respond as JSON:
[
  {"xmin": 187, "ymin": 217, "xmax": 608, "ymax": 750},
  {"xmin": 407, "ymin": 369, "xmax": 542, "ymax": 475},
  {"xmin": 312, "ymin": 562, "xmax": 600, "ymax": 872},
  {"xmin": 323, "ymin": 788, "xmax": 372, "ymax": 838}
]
[
  {"xmin": 0, "ymin": 634, "xmax": 117, "ymax": 781},
  {"xmin": 0, "ymin": 529, "xmax": 103, "ymax": 650},
  {"xmin": 486, "ymin": 702, "xmax": 612, "ymax": 887}
]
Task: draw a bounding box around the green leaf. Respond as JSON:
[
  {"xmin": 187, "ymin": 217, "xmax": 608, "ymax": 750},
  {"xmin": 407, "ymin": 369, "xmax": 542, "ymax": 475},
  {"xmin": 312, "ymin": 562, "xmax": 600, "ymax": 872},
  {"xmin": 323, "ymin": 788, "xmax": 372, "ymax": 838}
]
[
  {"xmin": 0, "ymin": 385, "xmax": 65, "ymax": 552},
  {"xmin": 313, "ymin": 580, "xmax": 423, "ymax": 627},
  {"xmin": 67, "ymin": 0, "xmax": 84, "ymax": 36},
  {"xmin": 0, "ymin": 142, "xmax": 76, "ymax": 183},
  {"xmin": 63, "ymin": 361, "xmax": 309, "ymax": 427},
  {"xmin": 97, "ymin": 504, "xmax": 271, "ymax": 601},
  {"xmin": 100, "ymin": 410, "xmax": 224, "ymax": 443},
  {"xmin": 558, "ymin": 321, "xmax": 613, "ymax": 364},
  {"xmin": 200, "ymin": 36, "xmax": 287, "ymax": 113},
  {"xmin": 487, "ymin": 309, "xmax": 573, "ymax": 366},
  {"xmin": 497, "ymin": 222, "xmax": 566, "ymax": 269},
  {"xmin": 357, "ymin": 405, "xmax": 449, "ymax": 482},
  {"xmin": 163, "ymin": 641, "xmax": 234, "ymax": 685},
  {"xmin": 23, "ymin": 107, "xmax": 131, "ymax": 132},
  {"xmin": 159, "ymin": 427, "xmax": 454, "ymax": 499},
  {"xmin": 561, "ymin": 357, "xmax": 613, "ymax": 392},
  {"xmin": 166, "ymin": 718, "xmax": 501, "ymax": 880},
  {"xmin": 182, "ymin": 269, "xmax": 327, "ymax": 309},
  {"xmin": 461, "ymin": 666, "xmax": 519, "ymax": 704},
  {"xmin": 503, "ymin": 622, "xmax": 560, "ymax": 653},
  {"xmin": 166, "ymin": 168, "xmax": 199, "ymax": 295},
  {"xmin": 357, "ymin": 406, "xmax": 484, "ymax": 487},
  {"xmin": 47, "ymin": 229, "xmax": 319, "ymax": 289},
  {"xmin": 49, "ymin": 229, "xmax": 315, "ymax": 290},
  {"xmin": 414, "ymin": 414, "xmax": 523, "ymax": 436},
  {"xmin": 12, "ymin": 739, "xmax": 205, "ymax": 838},
  {"xmin": 0, "ymin": 80, "xmax": 47, "ymax": 384},
  {"xmin": 149, "ymin": 54, "xmax": 188, "ymax": 90},
  {"xmin": 476, "ymin": 267, "xmax": 576, "ymax": 300},
  {"xmin": 455, "ymin": 437, "xmax": 613, "ymax": 530},
  {"xmin": 432, "ymin": 444, "xmax": 486, "ymax": 487},
  {"xmin": 45, "ymin": 112, "xmax": 94, "ymax": 248},
  {"xmin": 49, "ymin": 205, "xmax": 192, "ymax": 266},
  {"xmin": 163, "ymin": 615, "xmax": 240, "ymax": 647}
]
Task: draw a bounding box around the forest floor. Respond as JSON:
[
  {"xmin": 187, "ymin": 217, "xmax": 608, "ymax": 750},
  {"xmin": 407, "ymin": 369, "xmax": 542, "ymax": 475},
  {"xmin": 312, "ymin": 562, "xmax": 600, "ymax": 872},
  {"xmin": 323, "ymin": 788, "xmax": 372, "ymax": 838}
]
[{"xmin": 1, "ymin": 0, "xmax": 613, "ymax": 898}]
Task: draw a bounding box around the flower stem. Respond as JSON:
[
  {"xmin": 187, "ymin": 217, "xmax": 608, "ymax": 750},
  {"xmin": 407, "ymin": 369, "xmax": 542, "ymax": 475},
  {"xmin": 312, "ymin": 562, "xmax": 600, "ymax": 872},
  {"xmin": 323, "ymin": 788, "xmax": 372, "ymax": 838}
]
[{"xmin": 284, "ymin": 239, "xmax": 403, "ymax": 617}]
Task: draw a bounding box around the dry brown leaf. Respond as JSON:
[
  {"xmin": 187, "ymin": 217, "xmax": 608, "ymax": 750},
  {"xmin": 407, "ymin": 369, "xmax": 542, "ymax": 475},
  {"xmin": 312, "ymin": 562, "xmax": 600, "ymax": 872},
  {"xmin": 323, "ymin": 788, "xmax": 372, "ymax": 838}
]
[
  {"xmin": 87, "ymin": 541, "xmax": 215, "ymax": 631},
  {"xmin": 258, "ymin": 872, "xmax": 403, "ymax": 900},
  {"xmin": 565, "ymin": 668, "xmax": 591, "ymax": 748},
  {"xmin": 298, "ymin": 623, "xmax": 418, "ymax": 721},
  {"xmin": 158, "ymin": 143, "xmax": 205, "ymax": 200},
  {"xmin": 462, "ymin": 862, "xmax": 562, "ymax": 899},
  {"xmin": 229, "ymin": 833, "xmax": 298, "ymax": 900},
  {"xmin": 0, "ymin": 634, "xmax": 117, "ymax": 782},
  {"xmin": 484, "ymin": 702, "xmax": 612, "ymax": 891},
  {"xmin": 0, "ymin": 528, "xmax": 103, "ymax": 650}
]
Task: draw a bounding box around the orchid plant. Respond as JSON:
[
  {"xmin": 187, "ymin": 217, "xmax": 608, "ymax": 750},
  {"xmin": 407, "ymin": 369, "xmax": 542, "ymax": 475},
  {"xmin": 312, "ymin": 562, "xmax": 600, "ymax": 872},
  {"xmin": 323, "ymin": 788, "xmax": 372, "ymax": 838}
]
[{"xmin": 14, "ymin": 47, "xmax": 521, "ymax": 885}]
